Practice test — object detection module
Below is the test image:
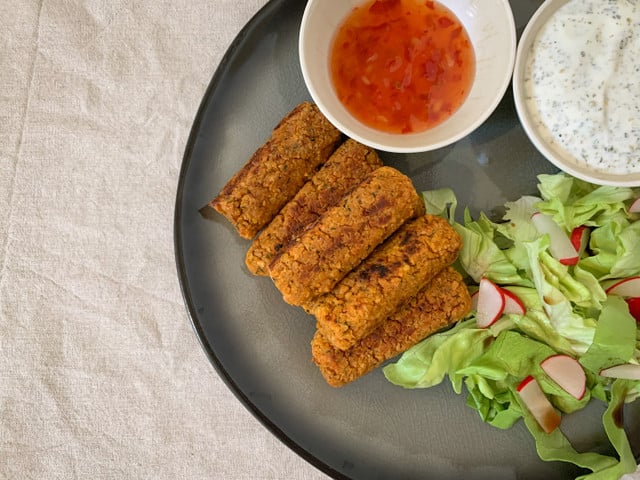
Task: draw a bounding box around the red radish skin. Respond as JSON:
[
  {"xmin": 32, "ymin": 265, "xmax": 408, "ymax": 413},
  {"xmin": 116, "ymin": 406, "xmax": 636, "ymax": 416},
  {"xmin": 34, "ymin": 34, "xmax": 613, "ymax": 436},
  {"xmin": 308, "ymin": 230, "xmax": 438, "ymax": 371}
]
[
  {"xmin": 626, "ymin": 297, "xmax": 640, "ymax": 323},
  {"xmin": 517, "ymin": 376, "xmax": 561, "ymax": 434},
  {"xmin": 559, "ymin": 258, "xmax": 578, "ymax": 266},
  {"xmin": 540, "ymin": 354, "xmax": 586, "ymax": 400},
  {"xmin": 517, "ymin": 375, "xmax": 535, "ymax": 392},
  {"xmin": 502, "ymin": 288, "xmax": 526, "ymax": 315},
  {"xmin": 559, "ymin": 257, "xmax": 579, "ymax": 266},
  {"xmin": 476, "ymin": 278, "xmax": 505, "ymax": 328},
  {"xmin": 570, "ymin": 226, "xmax": 589, "ymax": 255},
  {"xmin": 605, "ymin": 276, "xmax": 640, "ymax": 297}
]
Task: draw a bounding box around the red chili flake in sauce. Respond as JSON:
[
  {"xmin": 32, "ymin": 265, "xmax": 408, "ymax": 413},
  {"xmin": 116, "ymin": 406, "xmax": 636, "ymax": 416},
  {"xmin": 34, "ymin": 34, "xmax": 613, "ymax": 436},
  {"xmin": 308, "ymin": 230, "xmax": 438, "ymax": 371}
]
[{"xmin": 330, "ymin": 0, "xmax": 475, "ymax": 134}]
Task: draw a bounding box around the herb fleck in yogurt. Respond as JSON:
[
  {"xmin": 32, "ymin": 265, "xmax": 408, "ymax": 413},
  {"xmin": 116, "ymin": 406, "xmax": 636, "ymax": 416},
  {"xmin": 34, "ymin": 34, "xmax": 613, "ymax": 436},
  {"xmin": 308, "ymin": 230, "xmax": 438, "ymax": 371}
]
[{"xmin": 524, "ymin": 0, "xmax": 640, "ymax": 174}]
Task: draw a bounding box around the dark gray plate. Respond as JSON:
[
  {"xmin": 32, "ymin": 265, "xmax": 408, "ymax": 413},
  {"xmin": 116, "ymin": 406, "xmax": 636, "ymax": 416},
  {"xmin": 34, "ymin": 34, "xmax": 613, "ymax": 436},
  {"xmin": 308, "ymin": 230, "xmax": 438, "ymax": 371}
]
[{"xmin": 174, "ymin": 1, "xmax": 640, "ymax": 478}]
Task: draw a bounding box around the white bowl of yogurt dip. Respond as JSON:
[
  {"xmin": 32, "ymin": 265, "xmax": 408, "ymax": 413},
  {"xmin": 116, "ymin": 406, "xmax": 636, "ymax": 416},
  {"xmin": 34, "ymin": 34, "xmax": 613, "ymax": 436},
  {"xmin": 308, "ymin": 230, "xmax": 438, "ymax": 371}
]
[{"xmin": 513, "ymin": 0, "xmax": 640, "ymax": 186}]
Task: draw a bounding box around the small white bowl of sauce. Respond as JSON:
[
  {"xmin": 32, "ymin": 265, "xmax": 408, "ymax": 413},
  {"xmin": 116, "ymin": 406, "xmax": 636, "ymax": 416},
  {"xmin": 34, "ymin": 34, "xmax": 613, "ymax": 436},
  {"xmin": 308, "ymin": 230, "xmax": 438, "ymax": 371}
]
[
  {"xmin": 513, "ymin": 0, "xmax": 640, "ymax": 186},
  {"xmin": 299, "ymin": 0, "xmax": 517, "ymax": 153}
]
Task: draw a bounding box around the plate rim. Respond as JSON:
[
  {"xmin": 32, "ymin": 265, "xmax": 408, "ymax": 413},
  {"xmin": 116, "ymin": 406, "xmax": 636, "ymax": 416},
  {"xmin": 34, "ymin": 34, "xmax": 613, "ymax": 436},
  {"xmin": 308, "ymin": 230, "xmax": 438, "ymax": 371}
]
[
  {"xmin": 173, "ymin": 0, "xmax": 640, "ymax": 477},
  {"xmin": 173, "ymin": 0, "xmax": 345, "ymax": 478}
]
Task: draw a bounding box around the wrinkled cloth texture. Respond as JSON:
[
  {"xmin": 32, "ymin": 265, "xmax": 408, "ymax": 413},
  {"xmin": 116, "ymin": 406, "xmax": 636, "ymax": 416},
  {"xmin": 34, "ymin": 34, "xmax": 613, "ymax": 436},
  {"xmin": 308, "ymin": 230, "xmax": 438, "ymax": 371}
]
[
  {"xmin": 1, "ymin": 1, "xmax": 639, "ymax": 480},
  {"xmin": 0, "ymin": 0, "xmax": 328, "ymax": 478}
]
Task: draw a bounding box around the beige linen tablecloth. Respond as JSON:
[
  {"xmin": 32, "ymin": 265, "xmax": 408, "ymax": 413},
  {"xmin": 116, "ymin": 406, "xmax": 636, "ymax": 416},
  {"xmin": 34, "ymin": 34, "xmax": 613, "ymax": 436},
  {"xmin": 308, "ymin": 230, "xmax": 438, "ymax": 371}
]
[
  {"xmin": 2, "ymin": 1, "xmax": 639, "ymax": 479},
  {"xmin": 1, "ymin": 0, "xmax": 328, "ymax": 478}
]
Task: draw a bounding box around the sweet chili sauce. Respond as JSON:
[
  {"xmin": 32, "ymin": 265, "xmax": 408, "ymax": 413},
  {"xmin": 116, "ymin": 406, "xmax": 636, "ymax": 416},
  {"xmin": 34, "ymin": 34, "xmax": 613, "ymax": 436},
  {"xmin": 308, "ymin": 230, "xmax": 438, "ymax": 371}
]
[{"xmin": 330, "ymin": 0, "xmax": 475, "ymax": 134}]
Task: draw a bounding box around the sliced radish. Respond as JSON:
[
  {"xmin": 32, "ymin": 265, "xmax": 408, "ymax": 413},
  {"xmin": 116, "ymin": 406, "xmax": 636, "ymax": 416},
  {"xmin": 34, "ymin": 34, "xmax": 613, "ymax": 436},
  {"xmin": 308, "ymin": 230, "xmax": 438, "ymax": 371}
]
[
  {"xmin": 502, "ymin": 288, "xmax": 526, "ymax": 315},
  {"xmin": 626, "ymin": 297, "xmax": 640, "ymax": 323},
  {"xmin": 600, "ymin": 364, "xmax": 640, "ymax": 380},
  {"xmin": 629, "ymin": 197, "xmax": 640, "ymax": 213},
  {"xmin": 540, "ymin": 354, "xmax": 586, "ymax": 400},
  {"xmin": 476, "ymin": 278, "xmax": 505, "ymax": 328},
  {"xmin": 517, "ymin": 376, "xmax": 561, "ymax": 434},
  {"xmin": 470, "ymin": 290, "xmax": 479, "ymax": 311},
  {"xmin": 570, "ymin": 226, "xmax": 589, "ymax": 256},
  {"xmin": 531, "ymin": 212, "xmax": 579, "ymax": 265},
  {"xmin": 605, "ymin": 276, "xmax": 640, "ymax": 297}
]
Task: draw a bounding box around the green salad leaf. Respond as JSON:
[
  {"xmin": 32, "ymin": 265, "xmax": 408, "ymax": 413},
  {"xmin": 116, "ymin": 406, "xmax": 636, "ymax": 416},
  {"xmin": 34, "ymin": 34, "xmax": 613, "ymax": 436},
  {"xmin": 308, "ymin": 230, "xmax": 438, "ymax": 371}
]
[
  {"xmin": 579, "ymin": 296, "xmax": 637, "ymax": 373},
  {"xmin": 421, "ymin": 188, "xmax": 457, "ymax": 220},
  {"xmin": 383, "ymin": 172, "xmax": 640, "ymax": 479},
  {"xmin": 384, "ymin": 318, "xmax": 494, "ymax": 393}
]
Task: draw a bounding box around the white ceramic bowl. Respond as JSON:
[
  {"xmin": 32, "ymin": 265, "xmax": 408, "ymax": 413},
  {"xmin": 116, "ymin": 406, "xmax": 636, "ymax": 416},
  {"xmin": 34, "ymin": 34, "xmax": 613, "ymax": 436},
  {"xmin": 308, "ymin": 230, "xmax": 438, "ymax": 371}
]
[
  {"xmin": 513, "ymin": 0, "xmax": 640, "ymax": 186},
  {"xmin": 299, "ymin": 0, "xmax": 517, "ymax": 153}
]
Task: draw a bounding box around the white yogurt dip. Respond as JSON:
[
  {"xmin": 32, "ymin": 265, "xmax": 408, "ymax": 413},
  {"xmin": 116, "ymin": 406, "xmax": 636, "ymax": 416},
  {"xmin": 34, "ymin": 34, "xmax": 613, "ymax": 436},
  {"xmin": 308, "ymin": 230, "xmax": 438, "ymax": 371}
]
[{"xmin": 523, "ymin": 0, "xmax": 640, "ymax": 175}]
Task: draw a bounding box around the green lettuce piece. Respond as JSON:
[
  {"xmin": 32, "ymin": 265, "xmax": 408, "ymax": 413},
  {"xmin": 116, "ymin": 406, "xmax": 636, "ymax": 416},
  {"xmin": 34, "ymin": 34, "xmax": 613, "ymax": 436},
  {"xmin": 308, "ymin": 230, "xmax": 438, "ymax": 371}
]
[
  {"xmin": 465, "ymin": 376, "xmax": 521, "ymax": 429},
  {"xmin": 494, "ymin": 198, "xmax": 543, "ymax": 275},
  {"xmin": 454, "ymin": 210, "xmax": 529, "ymax": 285},
  {"xmin": 536, "ymin": 173, "xmax": 634, "ymax": 230},
  {"xmin": 499, "ymin": 240, "xmax": 529, "ymax": 276},
  {"xmin": 458, "ymin": 330, "xmax": 556, "ymax": 380},
  {"xmin": 608, "ymin": 221, "xmax": 640, "ymax": 278},
  {"xmin": 498, "ymin": 195, "xmax": 541, "ymax": 243},
  {"xmin": 579, "ymin": 296, "xmax": 637, "ymax": 373},
  {"xmin": 538, "ymin": 189, "xmax": 632, "ymax": 231},
  {"xmin": 573, "ymin": 265, "xmax": 608, "ymax": 313},
  {"xmin": 460, "ymin": 331, "xmax": 588, "ymax": 409},
  {"xmin": 578, "ymin": 219, "xmax": 626, "ymax": 278},
  {"xmin": 535, "ymin": 172, "xmax": 639, "ymax": 280},
  {"xmin": 387, "ymin": 175, "xmax": 640, "ymax": 477},
  {"xmin": 580, "ymin": 218, "xmax": 640, "ymax": 280},
  {"xmin": 537, "ymin": 173, "xmax": 580, "ymax": 204},
  {"xmin": 383, "ymin": 319, "xmax": 493, "ymax": 393},
  {"xmin": 516, "ymin": 397, "xmax": 619, "ymax": 479},
  {"xmin": 503, "ymin": 286, "xmax": 577, "ymax": 355},
  {"xmin": 459, "ymin": 331, "xmax": 591, "ymax": 425},
  {"xmin": 524, "ymin": 238, "xmax": 597, "ymax": 354},
  {"xmin": 538, "ymin": 251, "xmax": 596, "ymax": 307},
  {"xmin": 593, "ymin": 379, "xmax": 639, "ymax": 480},
  {"xmin": 421, "ymin": 188, "xmax": 457, "ymax": 220}
]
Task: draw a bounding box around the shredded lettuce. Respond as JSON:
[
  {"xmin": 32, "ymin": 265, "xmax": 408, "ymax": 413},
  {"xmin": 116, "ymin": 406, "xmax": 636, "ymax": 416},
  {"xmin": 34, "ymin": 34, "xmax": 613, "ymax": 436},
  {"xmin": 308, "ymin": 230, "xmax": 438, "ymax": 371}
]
[{"xmin": 383, "ymin": 172, "xmax": 640, "ymax": 479}]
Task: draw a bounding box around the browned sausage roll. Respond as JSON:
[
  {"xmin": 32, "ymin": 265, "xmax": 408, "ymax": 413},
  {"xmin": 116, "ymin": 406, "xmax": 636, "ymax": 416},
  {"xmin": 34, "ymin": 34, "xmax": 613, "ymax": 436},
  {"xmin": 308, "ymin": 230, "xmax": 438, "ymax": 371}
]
[
  {"xmin": 308, "ymin": 214, "xmax": 462, "ymax": 351},
  {"xmin": 205, "ymin": 102, "xmax": 342, "ymax": 239},
  {"xmin": 269, "ymin": 166, "xmax": 425, "ymax": 306},
  {"xmin": 311, "ymin": 267, "xmax": 471, "ymax": 387},
  {"xmin": 245, "ymin": 139, "xmax": 383, "ymax": 275}
]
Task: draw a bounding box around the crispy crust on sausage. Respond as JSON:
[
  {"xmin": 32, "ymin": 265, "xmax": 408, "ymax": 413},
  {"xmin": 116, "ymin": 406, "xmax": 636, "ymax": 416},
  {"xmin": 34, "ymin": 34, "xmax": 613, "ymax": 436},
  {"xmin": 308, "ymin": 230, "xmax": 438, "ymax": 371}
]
[
  {"xmin": 311, "ymin": 267, "xmax": 471, "ymax": 387},
  {"xmin": 309, "ymin": 214, "xmax": 462, "ymax": 351},
  {"xmin": 245, "ymin": 139, "xmax": 383, "ymax": 275},
  {"xmin": 206, "ymin": 102, "xmax": 342, "ymax": 239},
  {"xmin": 269, "ymin": 166, "xmax": 425, "ymax": 306}
]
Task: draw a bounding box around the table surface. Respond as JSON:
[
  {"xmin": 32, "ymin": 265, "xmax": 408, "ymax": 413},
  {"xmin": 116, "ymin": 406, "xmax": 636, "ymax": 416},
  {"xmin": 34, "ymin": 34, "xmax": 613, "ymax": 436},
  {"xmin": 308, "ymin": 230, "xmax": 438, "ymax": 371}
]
[{"xmin": 1, "ymin": 1, "xmax": 638, "ymax": 479}]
